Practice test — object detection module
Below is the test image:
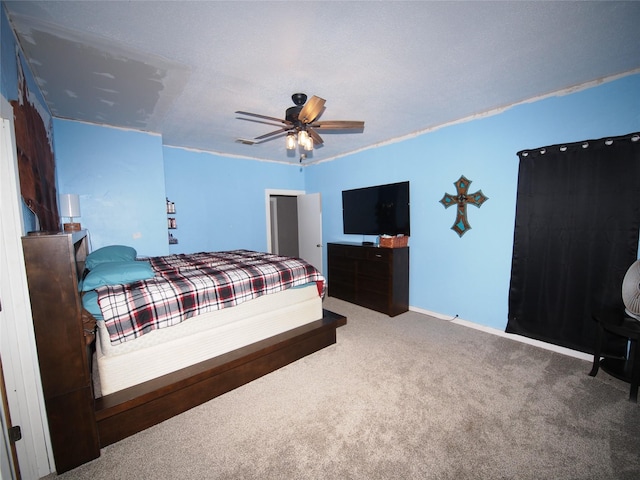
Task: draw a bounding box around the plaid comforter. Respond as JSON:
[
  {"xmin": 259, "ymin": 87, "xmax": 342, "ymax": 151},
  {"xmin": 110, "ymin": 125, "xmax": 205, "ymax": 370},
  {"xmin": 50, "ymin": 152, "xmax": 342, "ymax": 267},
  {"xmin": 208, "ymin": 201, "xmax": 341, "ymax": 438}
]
[{"xmin": 96, "ymin": 250, "xmax": 325, "ymax": 345}]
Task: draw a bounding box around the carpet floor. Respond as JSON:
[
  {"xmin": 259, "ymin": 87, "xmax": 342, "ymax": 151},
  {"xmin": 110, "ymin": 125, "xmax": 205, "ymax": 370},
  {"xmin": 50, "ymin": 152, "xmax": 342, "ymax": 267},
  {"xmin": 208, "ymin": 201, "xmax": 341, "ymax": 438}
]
[{"xmin": 44, "ymin": 298, "xmax": 640, "ymax": 479}]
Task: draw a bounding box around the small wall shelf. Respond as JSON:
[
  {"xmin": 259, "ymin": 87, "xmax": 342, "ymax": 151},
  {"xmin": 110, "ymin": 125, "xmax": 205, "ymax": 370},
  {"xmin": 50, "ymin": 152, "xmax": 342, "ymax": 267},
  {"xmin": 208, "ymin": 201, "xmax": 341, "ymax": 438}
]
[{"xmin": 166, "ymin": 197, "xmax": 178, "ymax": 244}]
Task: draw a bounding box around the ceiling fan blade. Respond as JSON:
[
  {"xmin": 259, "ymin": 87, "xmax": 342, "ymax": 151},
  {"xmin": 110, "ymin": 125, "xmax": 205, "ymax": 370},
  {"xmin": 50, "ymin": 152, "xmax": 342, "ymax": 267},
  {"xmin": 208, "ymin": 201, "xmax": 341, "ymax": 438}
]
[
  {"xmin": 255, "ymin": 128, "xmax": 291, "ymax": 140},
  {"xmin": 235, "ymin": 130, "xmax": 287, "ymax": 145},
  {"xmin": 298, "ymin": 96, "xmax": 326, "ymax": 124},
  {"xmin": 310, "ymin": 120, "xmax": 365, "ymax": 130},
  {"xmin": 235, "ymin": 111, "xmax": 292, "ymax": 126},
  {"xmin": 308, "ymin": 128, "xmax": 324, "ymax": 146},
  {"xmin": 235, "ymin": 138, "xmax": 260, "ymax": 145},
  {"xmin": 236, "ymin": 117, "xmax": 289, "ymax": 128}
]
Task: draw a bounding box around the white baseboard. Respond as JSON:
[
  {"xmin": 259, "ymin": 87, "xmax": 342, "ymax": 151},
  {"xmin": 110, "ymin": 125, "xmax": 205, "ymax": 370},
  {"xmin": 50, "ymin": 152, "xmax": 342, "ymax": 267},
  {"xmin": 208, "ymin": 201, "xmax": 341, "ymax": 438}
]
[{"xmin": 409, "ymin": 306, "xmax": 593, "ymax": 362}]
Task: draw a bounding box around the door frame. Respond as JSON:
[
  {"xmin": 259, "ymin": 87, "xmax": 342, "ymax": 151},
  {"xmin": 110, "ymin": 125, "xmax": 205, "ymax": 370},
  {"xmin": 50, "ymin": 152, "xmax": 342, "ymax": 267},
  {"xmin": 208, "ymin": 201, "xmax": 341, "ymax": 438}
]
[{"xmin": 0, "ymin": 95, "xmax": 53, "ymax": 478}]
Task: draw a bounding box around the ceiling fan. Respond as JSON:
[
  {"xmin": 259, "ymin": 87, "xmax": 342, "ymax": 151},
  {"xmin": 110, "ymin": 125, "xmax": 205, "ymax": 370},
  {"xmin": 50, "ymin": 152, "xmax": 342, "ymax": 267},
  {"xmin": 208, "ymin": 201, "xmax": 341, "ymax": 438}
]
[{"xmin": 235, "ymin": 93, "xmax": 364, "ymax": 155}]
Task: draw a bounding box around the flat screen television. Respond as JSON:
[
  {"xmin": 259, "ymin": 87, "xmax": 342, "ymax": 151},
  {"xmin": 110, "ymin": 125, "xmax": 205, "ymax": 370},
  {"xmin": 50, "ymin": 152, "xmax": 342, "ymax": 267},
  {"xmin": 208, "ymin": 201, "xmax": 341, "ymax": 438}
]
[{"xmin": 342, "ymin": 181, "xmax": 410, "ymax": 236}]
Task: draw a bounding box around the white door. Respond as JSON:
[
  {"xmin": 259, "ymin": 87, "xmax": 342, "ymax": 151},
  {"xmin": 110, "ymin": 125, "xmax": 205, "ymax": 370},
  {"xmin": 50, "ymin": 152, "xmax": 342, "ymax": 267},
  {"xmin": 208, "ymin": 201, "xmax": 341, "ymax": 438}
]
[{"xmin": 297, "ymin": 193, "xmax": 323, "ymax": 273}]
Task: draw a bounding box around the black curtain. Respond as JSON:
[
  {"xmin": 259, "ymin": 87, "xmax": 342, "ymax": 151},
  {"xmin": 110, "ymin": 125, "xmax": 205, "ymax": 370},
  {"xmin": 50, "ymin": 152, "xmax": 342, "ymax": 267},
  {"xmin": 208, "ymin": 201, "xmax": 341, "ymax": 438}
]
[{"xmin": 506, "ymin": 133, "xmax": 640, "ymax": 355}]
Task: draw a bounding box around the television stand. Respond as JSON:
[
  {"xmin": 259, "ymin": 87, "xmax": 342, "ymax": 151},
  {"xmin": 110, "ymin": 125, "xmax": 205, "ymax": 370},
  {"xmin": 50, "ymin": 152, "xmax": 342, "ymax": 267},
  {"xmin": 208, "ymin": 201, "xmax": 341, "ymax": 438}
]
[{"xmin": 327, "ymin": 242, "xmax": 409, "ymax": 316}]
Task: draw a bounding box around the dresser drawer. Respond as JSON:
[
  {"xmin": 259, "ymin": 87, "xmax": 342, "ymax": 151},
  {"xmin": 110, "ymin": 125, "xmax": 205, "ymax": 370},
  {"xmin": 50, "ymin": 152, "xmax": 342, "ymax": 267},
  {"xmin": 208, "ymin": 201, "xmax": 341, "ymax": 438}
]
[
  {"xmin": 328, "ymin": 277, "xmax": 356, "ymax": 302},
  {"xmin": 366, "ymin": 248, "xmax": 392, "ymax": 262},
  {"xmin": 358, "ymin": 260, "xmax": 390, "ymax": 279},
  {"xmin": 356, "ymin": 293, "xmax": 392, "ymax": 315},
  {"xmin": 332, "ymin": 245, "xmax": 367, "ymax": 260},
  {"xmin": 328, "ymin": 255, "xmax": 357, "ymax": 272},
  {"xmin": 358, "ymin": 278, "xmax": 391, "ymax": 297}
]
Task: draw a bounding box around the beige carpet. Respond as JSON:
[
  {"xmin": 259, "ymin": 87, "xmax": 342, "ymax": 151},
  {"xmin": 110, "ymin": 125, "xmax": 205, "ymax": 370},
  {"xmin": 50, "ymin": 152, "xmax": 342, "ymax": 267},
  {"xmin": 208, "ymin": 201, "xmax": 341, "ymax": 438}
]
[{"xmin": 45, "ymin": 298, "xmax": 639, "ymax": 479}]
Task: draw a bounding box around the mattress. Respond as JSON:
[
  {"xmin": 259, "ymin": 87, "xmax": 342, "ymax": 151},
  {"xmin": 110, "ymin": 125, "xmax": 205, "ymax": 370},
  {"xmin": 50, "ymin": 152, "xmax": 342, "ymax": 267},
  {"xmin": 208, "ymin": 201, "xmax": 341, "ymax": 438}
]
[{"xmin": 96, "ymin": 283, "xmax": 322, "ymax": 395}]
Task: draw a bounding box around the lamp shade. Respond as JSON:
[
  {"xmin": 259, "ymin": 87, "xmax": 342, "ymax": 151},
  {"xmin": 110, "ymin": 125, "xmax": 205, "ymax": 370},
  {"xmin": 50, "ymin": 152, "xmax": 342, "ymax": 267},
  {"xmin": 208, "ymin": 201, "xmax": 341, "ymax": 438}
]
[
  {"xmin": 286, "ymin": 133, "xmax": 297, "ymax": 150},
  {"xmin": 60, "ymin": 194, "xmax": 80, "ymax": 218},
  {"xmin": 298, "ymin": 130, "xmax": 309, "ymax": 146}
]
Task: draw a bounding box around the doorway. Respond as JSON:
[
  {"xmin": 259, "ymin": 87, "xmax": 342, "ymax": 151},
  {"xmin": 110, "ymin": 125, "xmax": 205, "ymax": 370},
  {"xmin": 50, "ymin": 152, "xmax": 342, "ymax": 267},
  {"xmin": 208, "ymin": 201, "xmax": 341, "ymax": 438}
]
[
  {"xmin": 270, "ymin": 195, "xmax": 300, "ymax": 258},
  {"xmin": 265, "ymin": 189, "xmax": 323, "ymax": 273}
]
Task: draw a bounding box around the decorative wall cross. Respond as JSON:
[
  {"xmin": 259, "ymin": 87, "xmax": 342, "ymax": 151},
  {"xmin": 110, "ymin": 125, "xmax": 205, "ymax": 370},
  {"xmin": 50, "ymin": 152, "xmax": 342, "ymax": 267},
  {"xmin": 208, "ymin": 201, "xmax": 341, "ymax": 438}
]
[{"xmin": 440, "ymin": 175, "xmax": 488, "ymax": 237}]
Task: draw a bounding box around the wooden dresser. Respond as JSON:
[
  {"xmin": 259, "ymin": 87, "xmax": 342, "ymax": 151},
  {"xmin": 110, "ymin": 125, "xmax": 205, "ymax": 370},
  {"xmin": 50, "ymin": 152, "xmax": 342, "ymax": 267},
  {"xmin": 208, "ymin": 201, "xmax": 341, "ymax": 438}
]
[
  {"xmin": 22, "ymin": 231, "xmax": 100, "ymax": 473},
  {"xmin": 327, "ymin": 242, "xmax": 409, "ymax": 316}
]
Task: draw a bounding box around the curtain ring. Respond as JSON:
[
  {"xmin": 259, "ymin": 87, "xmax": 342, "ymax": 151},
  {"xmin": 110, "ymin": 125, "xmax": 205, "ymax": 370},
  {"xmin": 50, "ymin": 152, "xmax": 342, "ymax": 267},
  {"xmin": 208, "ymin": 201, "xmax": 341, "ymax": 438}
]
[
  {"xmin": 605, "ymin": 139, "xmax": 613, "ymax": 146},
  {"xmin": 632, "ymin": 134, "xmax": 639, "ymax": 142},
  {"xmin": 540, "ymin": 148, "xmax": 546, "ymax": 154},
  {"xmin": 582, "ymin": 142, "xmax": 589, "ymax": 149},
  {"xmin": 559, "ymin": 146, "xmax": 568, "ymax": 152}
]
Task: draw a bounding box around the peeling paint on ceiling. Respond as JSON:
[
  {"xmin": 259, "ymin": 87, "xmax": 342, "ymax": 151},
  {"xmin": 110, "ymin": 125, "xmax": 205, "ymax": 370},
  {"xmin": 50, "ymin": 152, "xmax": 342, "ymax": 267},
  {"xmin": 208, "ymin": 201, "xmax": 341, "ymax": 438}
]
[{"xmin": 8, "ymin": 12, "xmax": 190, "ymax": 130}]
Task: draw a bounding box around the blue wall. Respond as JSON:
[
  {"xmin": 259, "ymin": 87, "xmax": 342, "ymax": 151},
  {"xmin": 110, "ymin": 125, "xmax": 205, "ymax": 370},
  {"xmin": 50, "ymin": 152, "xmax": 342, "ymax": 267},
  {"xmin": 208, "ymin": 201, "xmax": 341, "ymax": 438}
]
[
  {"xmin": 163, "ymin": 147, "xmax": 305, "ymax": 254},
  {"xmin": 52, "ymin": 121, "xmax": 307, "ymax": 257},
  {"xmin": 306, "ymin": 74, "xmax": 640, "ymax": 329},
  {"xmin": 53, "ymin": 119, "xmax": 168, "ymax": 257}
]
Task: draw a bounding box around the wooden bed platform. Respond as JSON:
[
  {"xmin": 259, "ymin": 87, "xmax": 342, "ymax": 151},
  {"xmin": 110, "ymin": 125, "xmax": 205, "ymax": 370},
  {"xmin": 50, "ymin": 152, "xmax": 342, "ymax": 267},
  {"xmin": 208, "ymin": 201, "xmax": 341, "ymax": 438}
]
[{"xmin": 95, "ymin": 309, "xmax": 346, "ymax": 447}]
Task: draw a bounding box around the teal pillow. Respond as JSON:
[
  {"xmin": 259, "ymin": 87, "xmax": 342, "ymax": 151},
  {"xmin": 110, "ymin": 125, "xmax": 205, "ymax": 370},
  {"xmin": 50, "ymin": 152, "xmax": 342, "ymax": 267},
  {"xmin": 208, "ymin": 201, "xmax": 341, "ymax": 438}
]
[
  {"xmin": 85, "ymin": 245, "xmax": 137, "ymax": 270},
  {"xmin": 82, "ymin": 290, "xmax": 103, "ymax": 320},
  {"xmin": 80, "ymin": 261, "xmax": 154, "ymax": 291}
]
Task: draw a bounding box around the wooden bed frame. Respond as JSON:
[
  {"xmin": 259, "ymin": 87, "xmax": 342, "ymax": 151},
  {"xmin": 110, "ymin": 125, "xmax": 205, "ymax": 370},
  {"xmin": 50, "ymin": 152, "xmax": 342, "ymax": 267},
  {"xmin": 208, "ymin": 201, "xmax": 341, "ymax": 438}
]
[
  {"xmin": 95, "ymin": 309, "xmax": 346, "ymax": 446},
  {"xmin": 22, "ymin": 230, "xmax": 346, "ymax": 473}
]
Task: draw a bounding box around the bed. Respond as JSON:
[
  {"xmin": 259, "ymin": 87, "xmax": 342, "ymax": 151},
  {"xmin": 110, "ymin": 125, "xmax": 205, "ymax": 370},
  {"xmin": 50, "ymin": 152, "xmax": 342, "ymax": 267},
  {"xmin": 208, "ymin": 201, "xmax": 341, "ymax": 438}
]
[
  {"xmin": 74, "ymin": 245, "xmax": 346, "ymax": 447},
  {"xmin": 81, "ymin": 248, "xmax": 330, "ymax": 396},
  {"xmin": 21, "ymin": 233, "xmax": 345, "ymax": 472}
]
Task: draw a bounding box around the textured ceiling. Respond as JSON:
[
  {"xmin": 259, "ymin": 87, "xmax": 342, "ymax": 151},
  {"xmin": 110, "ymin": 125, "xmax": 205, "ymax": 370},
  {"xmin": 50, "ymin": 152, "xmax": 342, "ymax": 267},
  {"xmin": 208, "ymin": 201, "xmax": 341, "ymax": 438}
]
[{"xmin": 4, "ymin": 1, "xmax": 640, "ymax": 164}]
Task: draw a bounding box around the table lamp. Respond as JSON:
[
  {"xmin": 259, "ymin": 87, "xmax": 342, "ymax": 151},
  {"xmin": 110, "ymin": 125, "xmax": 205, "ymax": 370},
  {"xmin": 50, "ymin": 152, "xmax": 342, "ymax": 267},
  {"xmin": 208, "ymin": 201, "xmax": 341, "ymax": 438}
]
[{"xmin": 60, "ymin": 193, "xmax": 81, "ymax": 232}]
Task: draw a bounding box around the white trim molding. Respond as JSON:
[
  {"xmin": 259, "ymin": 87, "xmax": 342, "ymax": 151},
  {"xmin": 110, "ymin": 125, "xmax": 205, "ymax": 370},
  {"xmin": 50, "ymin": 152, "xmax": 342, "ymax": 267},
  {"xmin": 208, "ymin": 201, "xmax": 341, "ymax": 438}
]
[{"xmin": 409, "ymin": 306, "xmax": 592, "ymax": 362}]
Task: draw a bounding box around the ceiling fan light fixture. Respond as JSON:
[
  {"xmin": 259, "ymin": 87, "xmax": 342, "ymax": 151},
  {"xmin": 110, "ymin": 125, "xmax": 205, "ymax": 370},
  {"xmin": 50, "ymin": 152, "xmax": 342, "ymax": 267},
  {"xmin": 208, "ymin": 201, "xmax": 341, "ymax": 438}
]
[
  {"xmin": 298, "ymin": 130, "xmax": 309, "ymax": 146},
  {"xmin": 304, "ymin": 136, "xmax": 314, "ymax": 151},
  {"xmin": 298, "ymin": 129, "xmax": 313, "ymax": 151},
  {"xmin": 286, "ymin": 132, "xmax": 297, "ymax": 150}
]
